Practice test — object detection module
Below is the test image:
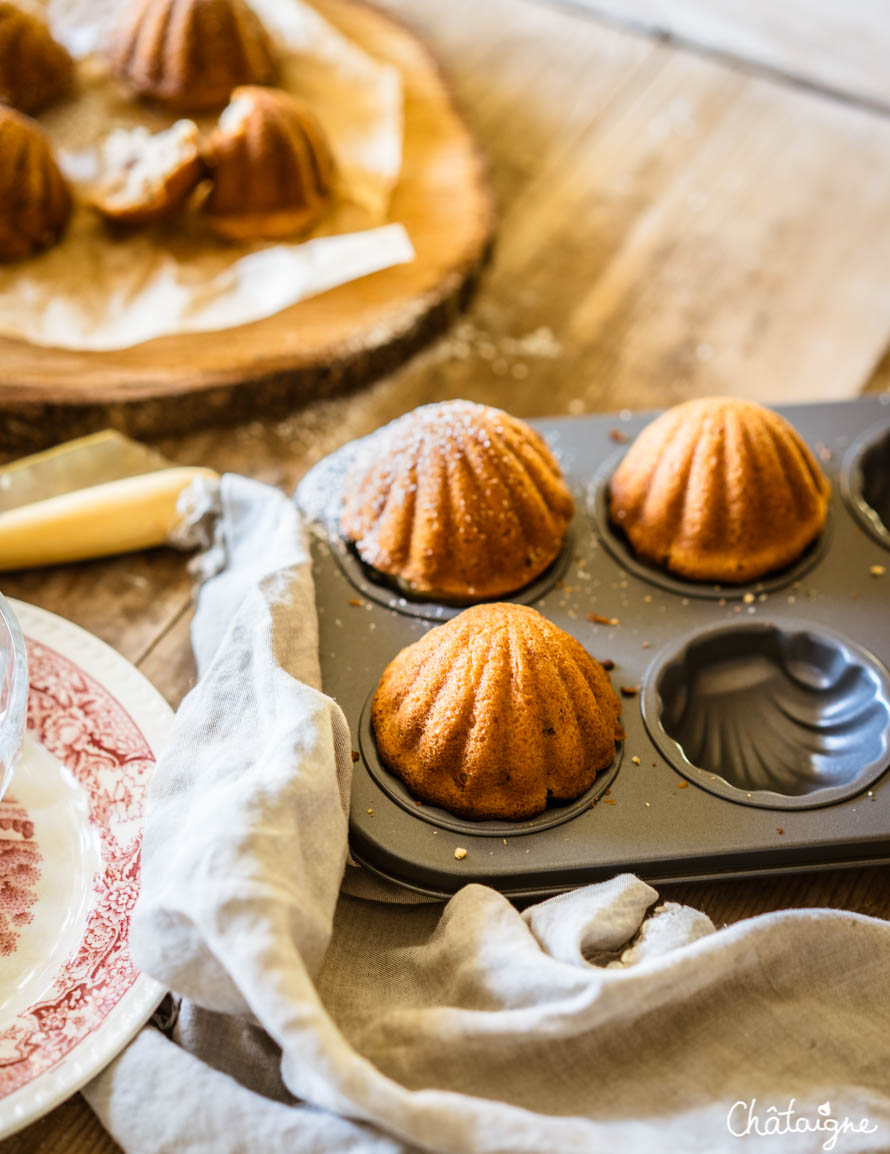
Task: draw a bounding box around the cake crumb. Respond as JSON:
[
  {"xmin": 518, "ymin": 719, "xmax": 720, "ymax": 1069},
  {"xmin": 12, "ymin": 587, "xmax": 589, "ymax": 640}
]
[
  {"xmin": 600, "ymin": 658, "xmax": 615, "ymax": 670},
  {"xmin": 609, "ymin": 428, "xmax": 630, "ymax": 443},
  {"xmin": 603, "ymin": 798, "xmax": 616, "ymax": 805},
  {"xmin": 620, "ymin": 685, "xmax": 640, "ymax": 697},
  {"xmin": 587, "ymin": 612, "xmax": 619, "ymax": 625},
  {"xmin": 351, "ymin": 751, "xmax": 360, "ymax": 763},
  {"xmin": 719, "ymin": 598, "xmax": 727, "ymax": 607},
  {"xmin": 454, "ymin": 847, "xmax": 468, "ymax": 860},
  {"xmin": 777, "ymin": 828, "xmax": 784, "ymax": 835},
  {"xmin": 644, "ymin": 801, "xmax": 650, "ymax": 807},
  {"xmin": 631, "ymin": 756, "xmax": 641, "ymax": 765},
  {"xmin": 870, "ymin": 564, "xmax": 886, "ymax": 577},
  {"xmin": 367, "ymin": 808, "xmax": 374, "ymax": 816},
  {"xmin": 643, "ymin": 594, "xmax": 653, "ymax": 603},
  {"xmin": 348, "ymin": 598, "xmax": 364, "ymax": 608},
  {"xmin": 642, "ymin": 641, "xmax": 650, "ymax": 648},
  {"xmin": 742, "ymin": 592, "xmax": 756, "ymax": 605},
  {"xmin": 677, "ymin": 781, "xmax": 689, "ymax": 789}
]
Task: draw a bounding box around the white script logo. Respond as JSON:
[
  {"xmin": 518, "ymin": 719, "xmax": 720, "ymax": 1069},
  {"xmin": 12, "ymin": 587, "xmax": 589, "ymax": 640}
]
[{"xmin": 726, "ymin": 1099, "xmax": 878, "ymax": 1150}]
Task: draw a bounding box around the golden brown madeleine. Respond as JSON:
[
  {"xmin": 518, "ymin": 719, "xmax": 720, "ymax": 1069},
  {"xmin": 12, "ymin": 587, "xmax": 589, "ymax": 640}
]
[
  {"xmin": 90, "ymin": 120, "xmax": 204, "ymax": 225},
  {"xmin": 341, "ymin": 400, "xmax": 575, "ymax": 601},
  {"xmin": 609, "ymin": 396, "xmax": 831, "ymax": 583},
  {"xmin": 371, "ymin": 603, "xmax": 623, "ymax": 821},
  {"xmin": 0, "ymin": 107, "xmax": 70, "ymax": 262},
  {"xmin": 201, "ymin": 86, "xmax": 335, "ymax": 240},
  {"xmin": 0, "ymin": 2, "xmax": 73, "ymax": 114},
  {"xmin": 107, "ymin": 0, "xmax": 276, "ymax": 112}
]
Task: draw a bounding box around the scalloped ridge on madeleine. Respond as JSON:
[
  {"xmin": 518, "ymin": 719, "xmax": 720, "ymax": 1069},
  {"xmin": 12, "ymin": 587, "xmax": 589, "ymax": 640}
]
[
  {"xmin": 341, "ymin": 400, "xmax": 575, "ymax": 602},
  {"xmin": 371, "ymin": 603, "xmax": 623, "ymax": 820},
  {"xmin": 608, "ymin": 396, "xmax": 830, "ymax": 584},
  {"xmin": 108, "ymin": 0, "xmax": 277, "ymax": 111},
  {"xmin": 0, "ymin": 107, "xmax": 70, "ymax": 263}
]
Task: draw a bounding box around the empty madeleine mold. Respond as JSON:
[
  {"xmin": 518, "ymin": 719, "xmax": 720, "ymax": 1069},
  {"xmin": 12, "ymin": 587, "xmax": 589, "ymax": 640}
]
[
  {"xmin": 643, "ymin": 622, "xmax": 890, "ymax": 810},
  {"xmin": 841, "ymin": 423, "xmax": 890, "ymax": 549}
]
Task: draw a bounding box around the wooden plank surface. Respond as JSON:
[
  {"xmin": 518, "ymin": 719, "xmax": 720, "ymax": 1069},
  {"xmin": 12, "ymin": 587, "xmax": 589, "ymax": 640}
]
[
  {"xmin": 555, "ymin": 0, "xmax": 890, "ymax": 111},
  {"xmin": 3, "ymin": 0, "xmax": 890, "ymax": 1148}
]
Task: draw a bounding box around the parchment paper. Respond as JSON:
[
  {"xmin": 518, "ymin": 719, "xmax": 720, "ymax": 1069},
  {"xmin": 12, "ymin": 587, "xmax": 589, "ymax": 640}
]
[{"xmin": 0, "ymin": 0, "xmax": 411, "ymax": 351}]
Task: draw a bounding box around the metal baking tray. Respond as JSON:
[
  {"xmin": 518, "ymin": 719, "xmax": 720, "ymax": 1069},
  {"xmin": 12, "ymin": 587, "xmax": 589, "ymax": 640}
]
[{"xmin": 307, "ymin": 397, "xmax": 890, "ymax": 899}]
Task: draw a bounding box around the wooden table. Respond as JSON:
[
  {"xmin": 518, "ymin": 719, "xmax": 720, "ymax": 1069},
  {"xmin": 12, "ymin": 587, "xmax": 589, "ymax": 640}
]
[{"xmin": 3, "ymin": 0, "xmax": 890, "ymax": 1149}]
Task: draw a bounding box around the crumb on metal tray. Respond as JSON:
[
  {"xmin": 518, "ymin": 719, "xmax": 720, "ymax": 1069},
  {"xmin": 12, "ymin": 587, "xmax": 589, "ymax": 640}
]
[{"xmin": 454, "ymin": 847, "xmax": 468, "ymax": 860}]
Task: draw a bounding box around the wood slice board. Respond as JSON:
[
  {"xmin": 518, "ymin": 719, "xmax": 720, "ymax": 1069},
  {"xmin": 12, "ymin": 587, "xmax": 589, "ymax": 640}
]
[{"xmin": 0, "ymin": 0, "xmax": 494, "ymax": 453}]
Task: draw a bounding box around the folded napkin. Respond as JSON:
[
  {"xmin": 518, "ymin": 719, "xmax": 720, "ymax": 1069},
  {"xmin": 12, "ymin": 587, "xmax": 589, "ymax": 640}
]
[{"xmin": 84, "ymin": 475, "xmax": 890, "ymax": 1154}]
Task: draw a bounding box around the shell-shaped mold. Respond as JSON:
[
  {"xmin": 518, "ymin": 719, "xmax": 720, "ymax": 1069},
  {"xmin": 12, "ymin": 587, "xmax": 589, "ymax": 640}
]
[
  {"xmin": 371, "ymin": 603, "xmax": 624, "ymax": 821},
  {"xmin": 609, "ymin": 397, "xmax": 831, "ymax": 584},
  {"xmin": 0, "ymin": 2, "xmax": 73, "ymax": 114},
  {"xmin": 841, "ymin": 422, "xmax": 890, "ymax": 550},
  {"xmin": 340, "ymin": 401, "xmax": 576, "ymax": 602},
  {"xmin": 201, "ymin": 85, "xmax": 335, "ymax": 239},
  {"xmin": 0, "ymin": 107, "xmax": 70, "ymax": 263},
  {"xmin": 643, "ymin": 622, "xmax": 890, "ymax": 810},
  {"xmin": 107, "ymin": 0, "xmax": 277, "ymax": 112}
]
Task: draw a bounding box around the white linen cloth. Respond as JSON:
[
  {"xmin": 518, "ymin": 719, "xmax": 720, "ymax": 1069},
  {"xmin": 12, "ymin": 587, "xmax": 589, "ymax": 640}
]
[{"xmin": 84, "ymin": 475, "xmax": 890, "ymax": 1154}]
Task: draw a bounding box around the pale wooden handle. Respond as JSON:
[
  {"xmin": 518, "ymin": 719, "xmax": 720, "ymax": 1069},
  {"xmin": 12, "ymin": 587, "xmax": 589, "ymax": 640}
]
[{"xmin": 0, "ymin": 467, "xmax": 219, "ymax": 571}]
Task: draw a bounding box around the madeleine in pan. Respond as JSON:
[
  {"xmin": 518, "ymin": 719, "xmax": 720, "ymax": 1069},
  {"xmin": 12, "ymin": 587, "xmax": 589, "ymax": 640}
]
[
  {"xmin": 371, "ymin": 603, "xmax": 623, "ymax": 821},
  {"xmin": 340, "ymin": 400, "xmax": 575, "ymax": 603},
  {"xmin": 608, "ymin": 396, "xmax": 831, "ymax": 584}
]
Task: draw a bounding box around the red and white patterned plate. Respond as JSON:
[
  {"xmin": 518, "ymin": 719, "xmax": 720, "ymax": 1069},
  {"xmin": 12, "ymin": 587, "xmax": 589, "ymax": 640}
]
[{"xmin": 0, "ymin": 600, "xmax": 172, "ymax": 1138}]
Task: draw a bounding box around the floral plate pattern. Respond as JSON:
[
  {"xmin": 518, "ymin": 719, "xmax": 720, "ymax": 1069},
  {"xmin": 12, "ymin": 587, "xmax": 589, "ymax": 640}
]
[{"xmin": 0, "ymin": 601, "xmax": 172, "ymax": 1138}]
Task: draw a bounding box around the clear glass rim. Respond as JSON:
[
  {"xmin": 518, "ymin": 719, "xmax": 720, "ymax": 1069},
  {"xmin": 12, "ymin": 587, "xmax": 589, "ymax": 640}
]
[{"xmin": 0, "ymin": 591, "xmax": 29, "ymax": 779}]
